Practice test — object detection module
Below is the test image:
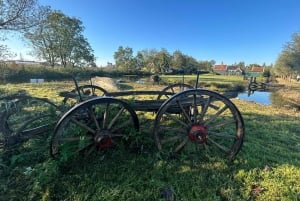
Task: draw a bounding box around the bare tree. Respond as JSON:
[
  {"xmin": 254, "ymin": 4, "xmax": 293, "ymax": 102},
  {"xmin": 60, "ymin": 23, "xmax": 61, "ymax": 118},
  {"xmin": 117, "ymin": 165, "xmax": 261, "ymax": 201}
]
[{"xmin": 0, "ymin": 0, "xmax": 50, "ymax": 31}]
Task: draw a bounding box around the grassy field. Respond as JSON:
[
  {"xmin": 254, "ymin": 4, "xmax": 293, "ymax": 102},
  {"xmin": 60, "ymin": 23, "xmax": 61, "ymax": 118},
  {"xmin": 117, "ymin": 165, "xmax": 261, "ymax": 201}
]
[{"xmin": 0, "ymin": 75, "xmax": 299, "ymax": 201}]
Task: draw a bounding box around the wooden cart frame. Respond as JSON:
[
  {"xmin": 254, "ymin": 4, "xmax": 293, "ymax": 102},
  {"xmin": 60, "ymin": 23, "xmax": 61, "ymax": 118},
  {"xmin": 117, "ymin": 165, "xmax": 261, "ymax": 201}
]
[{"xmin": 0, "ymin": 75, "xmax": 244, "ymax": 161}]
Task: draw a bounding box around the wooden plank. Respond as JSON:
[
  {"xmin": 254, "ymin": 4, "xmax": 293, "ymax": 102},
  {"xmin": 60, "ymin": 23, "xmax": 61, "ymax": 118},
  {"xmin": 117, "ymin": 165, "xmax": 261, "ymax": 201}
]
[{"xmin": 106, "ymin": 90, "xmax": 174, "ymax": 97}]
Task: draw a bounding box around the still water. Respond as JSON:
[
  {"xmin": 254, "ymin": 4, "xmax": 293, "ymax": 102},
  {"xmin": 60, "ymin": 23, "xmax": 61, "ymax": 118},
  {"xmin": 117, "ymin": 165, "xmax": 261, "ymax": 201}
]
[
  {"xmin": 237, "ymin": 90, "xmax": 296, "ymax": 109},
  {"xmin": 237, "ymin": 91, "xmax": 272, "ymax": 105}
]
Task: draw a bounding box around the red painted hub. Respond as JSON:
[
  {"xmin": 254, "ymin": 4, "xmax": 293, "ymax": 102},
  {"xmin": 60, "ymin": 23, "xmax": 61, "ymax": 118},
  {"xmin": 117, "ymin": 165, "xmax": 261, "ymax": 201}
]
[
  {"xmin": 98, "ymin": 137, "xmax": 112, "ymax": 149},
  {"xmin": 188, "ymin": 125, "xmax": 207, "ymax": 144},
  {"xmin": 95, "ymin": 131, "xmax": 112, "ymax": 149}
]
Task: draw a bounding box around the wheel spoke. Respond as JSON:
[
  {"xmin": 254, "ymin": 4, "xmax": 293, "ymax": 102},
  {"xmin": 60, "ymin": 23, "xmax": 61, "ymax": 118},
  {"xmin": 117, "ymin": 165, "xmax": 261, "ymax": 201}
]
[
  {"xmin": 164, "ymin": 112, "xmax": 189, "ymax": 128},
  {"xmin": 176, "ymin": 100, "xmax": 192, "ymax": 124},
  {"xmin": 109, "ymin": 132, "xmax": 127, "ymax": 138},
  {"xmin": 102, "ymin": 103, "xmax": 110, "ymax": 129},
  {"xmin": 158, "ymin": 125, "xmax": 187, "ymax": 134},
  {"xmin": 161, "ymin": 134, "xmax": 185, "ymax": 145},
  {"xmin": 203, "ymin": 142, "xmax": 210, "ymax": 152},
  {"xmin": 71, "ymin": 118, "xmax": 95, "ymax": 134},
  {"xmin": 203, "ymin": 105, "xmax": 229, "ymax": 126},
  {"xmin": 208, "ymin": 119, "xmax": 236, "ymax": 129},
  {"xmin": 174, "ymin": 137, "xmax": 189, "ymax": 152},
  {"xmin": 192, "ymin": 93, "xmax": 198, "ymax": 122},
  {"xmin": 198, "ymin": 96, "xmax": 211, "ymax": 123},
  {"xmin": 88, "ymin": 107, "xmax": 101, "ymax": 130},
  {"xmin": 108, "ymin": 107, "xmax": 125, "ymax": 129},
  {"xmin": 208, "ymin": 131, "xmax": 237, "ymax": 139},
  {"xmin": 76, "ymin": 142, "xmax": 94, "ymax": 153},
  {"xmin": 57, "ymin": 136, "xmax": 93, "ymax": 142},
  {"xmin": 111, "ymin": 119, "xmax": 132, "ymax": 132},
  {"xmin": 207, "ymin": 137, "xmax": 230, "ymax": 153}
]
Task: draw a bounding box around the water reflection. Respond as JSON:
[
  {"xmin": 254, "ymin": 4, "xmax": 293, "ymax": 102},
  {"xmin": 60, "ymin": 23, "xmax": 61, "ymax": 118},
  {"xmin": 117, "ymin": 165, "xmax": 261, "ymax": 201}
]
[
  {"xmin": 237, "ymin": 91, "xmax": 272, "ymax": 105},
  {"xmin": 238, "ymin": 90, "xmax": 294, "ymax": 108}
]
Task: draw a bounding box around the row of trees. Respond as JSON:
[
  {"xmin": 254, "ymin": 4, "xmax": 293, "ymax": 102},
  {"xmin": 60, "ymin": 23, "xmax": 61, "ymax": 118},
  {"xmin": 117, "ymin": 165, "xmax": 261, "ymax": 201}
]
[
  {"xmin": 114, "ymin": 46, "xmax": 216, "ymax": 74},
  {"xmin": 0, "ymin": 0, "xmax": 95, "ymax": 67},
  {"xmin": 113, "ymin": 46, "xmax": 275, "ymax": 74}
]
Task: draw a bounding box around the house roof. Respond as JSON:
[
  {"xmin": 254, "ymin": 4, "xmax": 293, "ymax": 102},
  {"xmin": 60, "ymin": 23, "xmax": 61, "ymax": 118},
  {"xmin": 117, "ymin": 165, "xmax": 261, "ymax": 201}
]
[
  {"xmin": 213, "ymin": 65, "xmax": 227, "ymax": 71},
  {"xmin": 251, "ymin": 67, "xmax": 264, "ymax": 72}
]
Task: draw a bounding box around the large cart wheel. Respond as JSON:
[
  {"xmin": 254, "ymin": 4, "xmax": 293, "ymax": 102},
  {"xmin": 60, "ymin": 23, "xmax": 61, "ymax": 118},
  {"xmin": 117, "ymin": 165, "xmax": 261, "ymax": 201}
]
[
  {"xmin": 62, "ymin": 85, "xmax": 107, "ymax": 105},
  {"xmin": 153, "ymin": 89, "xmax": 244, "ymax": 161},
  {"xmin": 0, "ymin": 95, "xmax": 61, "ymax": 148},
  {"xmin": 51, "ymin": 97, "xmax": 139, "ymax": 160},
  {"xmin": 157, "ymin": 83, "xmax": 194, "ymax": 100}
]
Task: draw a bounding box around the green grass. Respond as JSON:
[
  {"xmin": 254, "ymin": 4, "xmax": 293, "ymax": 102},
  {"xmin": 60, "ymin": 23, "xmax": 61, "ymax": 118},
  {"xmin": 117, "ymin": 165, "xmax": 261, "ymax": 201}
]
[{"xmin": 0, "ymin": 75, "xmax": 300, "ymax": 201}]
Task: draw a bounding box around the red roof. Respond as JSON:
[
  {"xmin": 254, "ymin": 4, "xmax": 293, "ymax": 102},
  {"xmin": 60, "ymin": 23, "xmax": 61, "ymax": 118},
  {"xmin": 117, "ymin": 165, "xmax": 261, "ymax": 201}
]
[
  {"xmin": 251, "ymin": 67, "xmax": 264, "ymax": 72},
  {"xmin": 213, "ymin": 65, "xmax": 227, "ymax": 70}
]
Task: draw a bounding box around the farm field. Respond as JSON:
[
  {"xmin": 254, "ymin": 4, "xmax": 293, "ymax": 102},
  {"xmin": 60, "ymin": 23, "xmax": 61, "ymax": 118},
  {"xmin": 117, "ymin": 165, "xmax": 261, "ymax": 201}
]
[{"xmin": 0, "ymin": 75, "xmax": 299, "ymax": 201}]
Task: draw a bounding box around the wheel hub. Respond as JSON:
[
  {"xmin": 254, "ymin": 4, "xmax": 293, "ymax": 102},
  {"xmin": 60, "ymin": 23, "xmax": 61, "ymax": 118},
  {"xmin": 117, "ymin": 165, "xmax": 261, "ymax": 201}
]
[
  {"xmin": 188, "ymin": 125, "xmax": 207, "ymax": 144},
  {"xmin": 94, "ymin": 130, "xmax": 112, "ymax": 149}
]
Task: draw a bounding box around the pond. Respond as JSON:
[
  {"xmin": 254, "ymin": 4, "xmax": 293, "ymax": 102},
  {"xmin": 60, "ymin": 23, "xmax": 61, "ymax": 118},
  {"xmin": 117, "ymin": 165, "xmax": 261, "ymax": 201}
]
[
  {"xmin": 237, "ymin": 91, "xmax": 272, "ymax": 105},
  {"xmin": 237, "ymin": 90, "xmax": 296, "ymax": 108}
]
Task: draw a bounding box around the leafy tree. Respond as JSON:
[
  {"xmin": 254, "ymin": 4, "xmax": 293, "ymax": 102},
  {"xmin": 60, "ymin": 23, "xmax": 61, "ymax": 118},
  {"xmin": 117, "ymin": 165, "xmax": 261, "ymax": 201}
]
[
  {"xmin": 135, "ymin": 51, "xmax": 145, "ymax": 70},
  {"xmin": 171, "ymin": 50, "xmax": 202, "ymax": 74},
  {"xmin": 184, "ymin": 56, "xmax": 198, "ymax": 73},
  {"xmin": 171, "ymin": 50, "xmax": 186, "ymax": 71},
  {"xmin": 155, "ymin": 49, "xmax": 171, "ymax": 73},
  {"xmin": 198, "ymin": 60, "xmax": 213, "ymax": 72},
  {"xmin": 235, "ymin": 61, "xmax": 245, "ymax": 69},
  {"xmin": 25, "ymin": 11, "xmax": 95, "ymax": 67},
  {"xmin": 114, "ymin": 46, "xmax": 136, "ymax": 72},
  {"xmin": 274, "ymin": 32, "xmax": 300, "ymax": 77},
  {"xmin": 136, "ymin": 49, "xmax": 159, "ymax": 73}
]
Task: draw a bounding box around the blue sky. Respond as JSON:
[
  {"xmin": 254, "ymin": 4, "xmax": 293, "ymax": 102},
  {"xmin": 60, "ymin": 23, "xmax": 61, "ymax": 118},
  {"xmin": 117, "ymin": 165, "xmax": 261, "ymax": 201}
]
[{"xmin": 4, "ymin": 0, "xmax": 300, "ymax": 66}]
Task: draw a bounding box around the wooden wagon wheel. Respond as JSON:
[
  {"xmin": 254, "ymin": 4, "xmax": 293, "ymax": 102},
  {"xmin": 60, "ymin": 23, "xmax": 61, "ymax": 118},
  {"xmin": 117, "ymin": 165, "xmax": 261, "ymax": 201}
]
[
  {"xmin": 157, "ymin": 83, "xmax": 194, "ymax": 100},
  {"xmin": 0, "ymin": 95, "xmax": 61, "ymax": 148},
  {"xmin": 62, "ymin": 85, "xmax": 107, "ymax": 105},
  {"xmin": 153, "ymin": 89, "xmax": 244, "ymax": 161},
  {"xmin": 51, "ymin": 97, "xmax": 139, "ymax": 160}
]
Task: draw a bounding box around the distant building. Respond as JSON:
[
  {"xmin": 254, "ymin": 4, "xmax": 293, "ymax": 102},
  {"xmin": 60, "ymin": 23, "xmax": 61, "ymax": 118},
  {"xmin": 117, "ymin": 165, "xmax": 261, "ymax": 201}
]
[
  {"xmin": 245, "ymin": 66, "xmax": 265, "ymax": 77},
  {"xmin": 213, "ymin": 64, "xmax": 243, "ymax": 75},
  {"xmin": 213, "ymin": 64, "xmax": 227, "ymax": 75},
  {"xmin": 227, "ymin": 65, "xmax": 243, "ymax": 75},
  {"xmin": 5, "ymin": 60, "xmax": 42, "ymax": 66}
]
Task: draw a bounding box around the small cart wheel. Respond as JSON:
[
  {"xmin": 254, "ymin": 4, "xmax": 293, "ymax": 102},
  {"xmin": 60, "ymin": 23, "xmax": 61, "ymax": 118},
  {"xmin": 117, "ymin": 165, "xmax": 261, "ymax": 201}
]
[
  {"xmin": 0, "ymin": 95, "xmax": 61, "ymax": 148},
  {"xmin": 62, "ymin": 85, "xmax": 107, "ymax": 105},
  {"xmin": 154, "ymin": 89, "xmax": 244, "ymax": 161},
  {"xmin": 157, "ymin": 83, "xmax": 194, "ymax": 100},
  {"xmin": 51, "ymin": 97, "xmax": 139, "ymax": 160}
]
